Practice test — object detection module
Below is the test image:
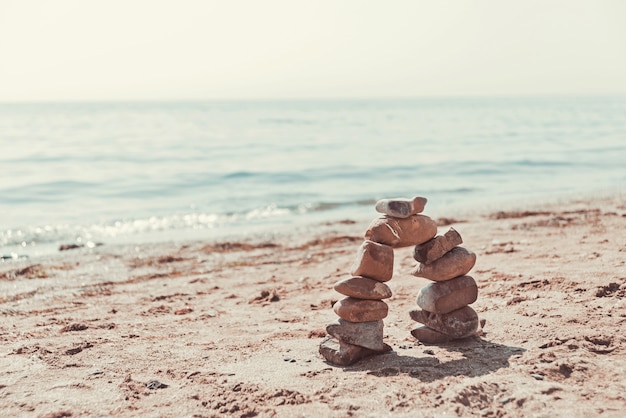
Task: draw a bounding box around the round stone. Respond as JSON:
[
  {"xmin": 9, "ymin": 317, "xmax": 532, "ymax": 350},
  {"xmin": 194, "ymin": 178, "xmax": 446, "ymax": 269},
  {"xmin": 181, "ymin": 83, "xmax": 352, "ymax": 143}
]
[
  {"xmin": 416, "ymin": 275, "xmax": 478, "ymax": 314},
  {"xmin": 411, "ymin": 246, "xmax": 476, "ymax": 281},
  {"xmin": 334, "ymin": 276, "xmax": 393, "ymax": 300},
  {"xmin": 333, "ymin": 297, "xmax": 389, "ymax": 322}
]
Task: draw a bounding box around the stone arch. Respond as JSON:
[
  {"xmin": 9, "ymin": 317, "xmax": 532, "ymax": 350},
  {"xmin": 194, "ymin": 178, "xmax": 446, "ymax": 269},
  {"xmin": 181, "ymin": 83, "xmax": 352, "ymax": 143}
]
[{"xmin": 320, "ymin": 196, "xmax": 481, "ymax": 366}]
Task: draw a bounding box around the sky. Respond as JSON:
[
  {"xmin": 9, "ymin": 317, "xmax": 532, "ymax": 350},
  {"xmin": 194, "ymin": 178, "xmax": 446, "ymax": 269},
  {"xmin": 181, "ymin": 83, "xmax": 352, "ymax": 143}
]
[{"xmin": 1, "ymin": 0, "xmax": 625, "ymax": 101}]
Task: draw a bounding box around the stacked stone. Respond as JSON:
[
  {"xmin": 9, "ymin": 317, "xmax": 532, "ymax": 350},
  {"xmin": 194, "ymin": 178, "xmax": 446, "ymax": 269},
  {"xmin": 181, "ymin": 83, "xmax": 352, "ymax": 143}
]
[
  {"xmin": 409, "ymin": 227, "xmax": 482, "ymax": 343},
  {"xmin": 320, "ymin": 196, "xmax": 438, "ymax": 366}
]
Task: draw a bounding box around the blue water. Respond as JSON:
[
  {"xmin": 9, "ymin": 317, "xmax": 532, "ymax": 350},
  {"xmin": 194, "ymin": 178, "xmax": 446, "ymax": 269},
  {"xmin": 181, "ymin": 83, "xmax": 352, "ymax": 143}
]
[{"xmin": 1, "ymin": 97, "xmax": 625, "ymax": 255}]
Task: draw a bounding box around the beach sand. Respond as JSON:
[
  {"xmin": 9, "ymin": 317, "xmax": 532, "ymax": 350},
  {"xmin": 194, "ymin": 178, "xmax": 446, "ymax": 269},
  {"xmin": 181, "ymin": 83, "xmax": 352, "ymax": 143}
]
[{"xmin": 1, "ymin": 195, "xmax": 625, "ymax": 417}]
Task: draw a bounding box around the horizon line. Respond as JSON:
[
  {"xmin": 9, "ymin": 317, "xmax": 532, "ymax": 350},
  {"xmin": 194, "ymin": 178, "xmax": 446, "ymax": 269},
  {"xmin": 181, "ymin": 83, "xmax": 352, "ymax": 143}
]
[{"xmin": 1, "ymin": 93, "xmax": 626, "ymax": 105}]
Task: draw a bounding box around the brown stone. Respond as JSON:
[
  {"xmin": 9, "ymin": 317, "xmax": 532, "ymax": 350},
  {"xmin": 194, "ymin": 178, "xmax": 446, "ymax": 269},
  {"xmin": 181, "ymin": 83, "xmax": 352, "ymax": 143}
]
[
  {"xmin": 365, "ymin": 215, "xmax": 437, "ymax": 248},
  {"xmin": 411, "ymin": 246, "xmax": 476, "ymax": 281},
  {"xmin": 375, "ymin": 196, "xmax": 427, "ymax": 218},
  {"xmin": 326, "ymin": 319, "xmax": 386, "ymax": 351},
  {"xmin": 412, "ymin": 318, "xmax": 485, "ymax": 342},
  {"xmin": 409, "ymin": 306, "xmax": 479, "ymax": 338},
  {"xmin": 319, "ymin": 336, "xmax": 391, "ymax": 366},
  {"xmin": 333, "ymin": 297, "xmax": 388, "ymax": 322},
  {"xmin": 416, "ymin": 275, "xmax": 478, "ymax": 314},
  {"xmin": 413, "ymin": 227, "xmax": 463, "ymax": 264},
  {"xmin": 410, "ymin": 325, "xmax": 452, "ymax": 344},
  {"xmin": 334, "ymin": 276, "xmax": 392, "ymax": 300},
  {"xmin": 350, "ymin": 240, "xmax": 394, "ymax": 282}
]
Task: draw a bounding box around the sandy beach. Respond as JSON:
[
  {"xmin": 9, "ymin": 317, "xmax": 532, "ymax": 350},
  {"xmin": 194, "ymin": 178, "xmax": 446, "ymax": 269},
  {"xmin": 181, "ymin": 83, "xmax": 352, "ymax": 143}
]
[{"xmin": 1, "ymin": 195, "xmax": 625, "ymax": 417}]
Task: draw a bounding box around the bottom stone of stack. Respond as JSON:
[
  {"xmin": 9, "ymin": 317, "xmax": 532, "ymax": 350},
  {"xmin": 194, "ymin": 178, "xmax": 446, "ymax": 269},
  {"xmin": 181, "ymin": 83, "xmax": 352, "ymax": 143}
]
[
  {"xmin": 409, "ymin": 305, "xmax": 479, "ymax": 338},
  {"xmin": 319, "ymin": 336, "xmax": 392, "ymax": 366},
  {"xmin": 410, "ymin": 326, "xmax": 453, "ymax": 344},
  {"xmin": 325, "ymin": 318, "xmax": 386, "ymax": 351},
  {"xmin": 411, "ymin": 318, "xmax": 487, "ymax": 344}
]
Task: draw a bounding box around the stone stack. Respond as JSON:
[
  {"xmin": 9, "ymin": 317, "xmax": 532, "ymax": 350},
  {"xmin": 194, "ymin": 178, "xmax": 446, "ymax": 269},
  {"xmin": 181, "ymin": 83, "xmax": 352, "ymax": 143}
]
[
  {"xmin": 409, "ymin": 227, "xmax": 482, "ymax": 343},
  {"xmin": 320, "ymin": 196, "xmax": 438, "ymax": 366}
]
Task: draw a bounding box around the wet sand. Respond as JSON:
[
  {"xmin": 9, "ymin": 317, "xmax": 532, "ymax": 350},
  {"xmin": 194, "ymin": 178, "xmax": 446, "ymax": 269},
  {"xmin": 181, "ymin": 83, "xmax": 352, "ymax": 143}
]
[{"xmin": 1, "ymin": 195, "xmax": 625, "ymax": 417}]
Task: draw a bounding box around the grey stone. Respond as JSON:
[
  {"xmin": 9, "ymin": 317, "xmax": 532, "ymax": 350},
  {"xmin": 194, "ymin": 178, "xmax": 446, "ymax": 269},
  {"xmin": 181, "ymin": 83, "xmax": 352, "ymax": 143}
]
[
  {"xmin": 375, "ymin": 196, "xmax": 427, "ymax": 218},
  {"xmin": 410, "ymin": 323, "xmax": 483, "ymax": 344},
  {"xmin": 416, "ymin": 275, "xmax": 478, "ymax": 314},
  {"xmin": 409, "ymin": 306, "xmax": 479, "ymax": 338},
  {"xmin": 365, "ymin": 214, "xmax": 437, "ymax": 248},
  {"xmin": 326, "ymin": 318, "xmax": 386, "ymax": 351},
  {"xmin": 319, "ymin": 336, "xmax": 391, "ymax": 366},
  {"xmin": 350, "ymin": 240, "xmax": 394, "ymax": 282},
  {"xmin": 413, "ymin": 227, "xmax": 463, "ymax": 264},
  {"xmin": 333, "ymin": 297, "xmax": 388, "ymax": 322},
  {"xmin": 411, "ymin": 246, "xmax": 476, "ymax": 281},
  {"xmin": 334, "ymin": 276, "xmax": 392, "ymax": 300}
]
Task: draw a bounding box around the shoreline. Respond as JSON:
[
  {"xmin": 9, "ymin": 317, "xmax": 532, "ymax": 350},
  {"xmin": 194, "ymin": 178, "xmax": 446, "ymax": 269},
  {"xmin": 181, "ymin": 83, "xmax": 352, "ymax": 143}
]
[
  {"xmin": 1, "ymin": 194, "xmax": 625, "ymax": 417},
  {"xmin": 3, "ymin": 186, "xmax": 624, "ymax": 260}
]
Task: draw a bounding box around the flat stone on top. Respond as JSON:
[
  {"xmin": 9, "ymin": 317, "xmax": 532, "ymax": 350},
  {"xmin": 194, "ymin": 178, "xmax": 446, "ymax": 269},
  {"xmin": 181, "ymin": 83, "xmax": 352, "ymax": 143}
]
[
  {"xmin": 319, "ymin": 335, "xmax": 391, "ymax": 366},
  {"xmin": 333, "ymin": 297, "xmax": 388, "ymax": 322},
  {"xmin": 365, "ymin": 214, "xmax": 437, "ymax": 248},
  {"xmin": 409, "ymin": 306, "xmax": 479, "ymax": 338},
  {"xmin": 326, "ymin": 318, "xmax": 386, "ymax": 351},
  {"xmin": 413, "ymin": 227, "xmax": 463, "ymax": 264},
  {"xmin": 334, "ymin": 276, "xmax": 392, "ymax": 300},
  {"xmin": 375, "ymin": 196, "xmax": 427, "ymax": 218},
  {"xmin": 411, "ymin": 246, "xmax": 476, "ymax": 281},
  {"xmin": 416, "ymin": 275, "xmax": 478, "ymax": 314},
  {"xmin": 350, "ymin": 240, "xmax": 394, "ymax": 282}
]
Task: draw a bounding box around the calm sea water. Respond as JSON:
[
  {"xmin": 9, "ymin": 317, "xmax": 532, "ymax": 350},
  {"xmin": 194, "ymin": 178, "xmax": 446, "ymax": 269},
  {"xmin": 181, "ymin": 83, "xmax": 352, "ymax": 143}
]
[{"xmin": 1, "ymin": 97, "xmax": 625, "ymax": 256}]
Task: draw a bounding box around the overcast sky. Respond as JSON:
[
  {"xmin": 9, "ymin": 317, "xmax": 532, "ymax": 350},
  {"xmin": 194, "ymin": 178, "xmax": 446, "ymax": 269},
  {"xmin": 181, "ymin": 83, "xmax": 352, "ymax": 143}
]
[{"xmin": 1, "ymin": 0, "xmax": 625, "ymax": 101}]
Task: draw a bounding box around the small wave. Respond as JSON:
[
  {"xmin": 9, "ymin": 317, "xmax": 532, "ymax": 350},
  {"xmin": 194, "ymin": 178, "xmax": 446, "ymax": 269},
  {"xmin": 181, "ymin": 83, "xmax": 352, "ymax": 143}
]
[
  {"xmin": 0, "ymin": 197, "xmax": 378, "ymax": 248},
  {"xmin": 221, "ymin": 171, "xmax": 256, "ymax": 179},
  {"xmin": 0, "ymin": 180, "xmax": 99, "ymax": 205},
  {"xmin": 241, "ymin": 204, "xmax": 291, "ymax": 220},
  {"xmin": 0, "ymin": 204, "xmax": 300, "ymax": 247},
  {"xmin": 299, "ymin": 202, "xmax": 341, "ymax": 212},
  {"xmin": 259, "ymin": 118, "xmax": 316, "ymax": 125},
  {"xmin": 512, "ymin": 159, "xmax": 574, "ymax": 168},
  {"xmin": 219, "ymin": 171, "xmax": 309, "ymax": 182},
  {"xmin": 427, "ymin": 187, "xmax": 477, "ymax": 194},
  {"xmin": 369, "ymin": 188, "xmax": 478, "ymax": 199},
  {"xmin": 295, "ymin": 199, "xmax": 380, "ymax": 213}
]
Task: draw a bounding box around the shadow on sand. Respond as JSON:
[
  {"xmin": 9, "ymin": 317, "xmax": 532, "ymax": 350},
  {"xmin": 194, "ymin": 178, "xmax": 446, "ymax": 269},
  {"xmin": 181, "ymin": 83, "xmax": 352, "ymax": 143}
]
[{"xmin": 342, "ymin": 336, "xmax": 525, "ymax": 382}]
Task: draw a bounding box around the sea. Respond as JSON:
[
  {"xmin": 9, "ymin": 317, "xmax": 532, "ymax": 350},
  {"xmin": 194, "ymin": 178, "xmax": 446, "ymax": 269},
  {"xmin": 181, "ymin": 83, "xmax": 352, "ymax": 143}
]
[{"xmin": 1, "ymin": 96, "xmax": 625, "ymax": 257}]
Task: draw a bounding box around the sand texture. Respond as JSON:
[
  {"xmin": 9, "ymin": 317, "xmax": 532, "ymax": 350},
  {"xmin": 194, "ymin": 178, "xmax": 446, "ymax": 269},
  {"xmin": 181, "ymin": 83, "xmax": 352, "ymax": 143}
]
[{"xmin": 1, "ymin": 196, "xmax": 626, "ymax": 417}]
